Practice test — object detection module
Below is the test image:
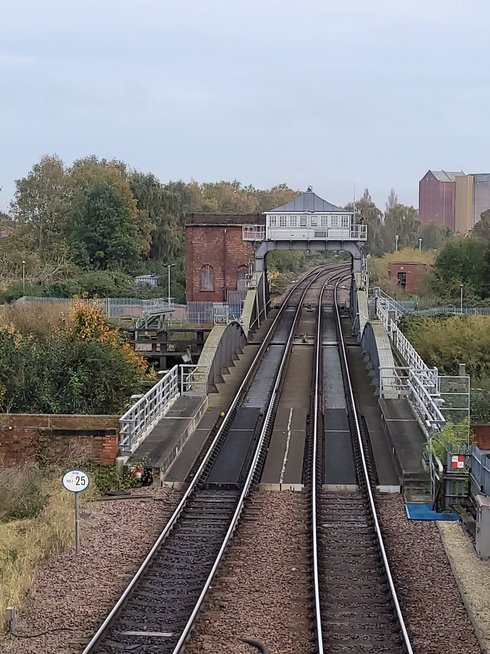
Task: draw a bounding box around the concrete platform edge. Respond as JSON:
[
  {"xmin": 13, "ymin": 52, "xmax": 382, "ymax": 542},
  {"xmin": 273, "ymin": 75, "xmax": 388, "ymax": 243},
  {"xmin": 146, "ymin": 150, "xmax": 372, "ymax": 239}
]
[
  {"xmin": 156, "ymin": 396, "xmax": 209, "ymax": 483},
  {"xmin": 437, "ymin": 523, "xmax": 489, "ymax": 654}
]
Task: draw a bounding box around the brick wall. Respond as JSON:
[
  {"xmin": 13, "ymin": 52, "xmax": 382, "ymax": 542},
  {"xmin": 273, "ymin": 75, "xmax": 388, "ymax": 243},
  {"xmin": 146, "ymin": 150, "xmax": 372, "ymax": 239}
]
[
  {"xmin": 473, "ymin": 424, "xmax": 490, "ymax": 451},
  {"xmin": 388, "ymin": 262, "xmax": 429, "ymax": 294},
  {"xmin": 185, "ymin": 223, "xmax": 255, "ymax": 302},
  {"xmin": 0, "ymin": 414, "xmax": 120, "ymax": 466}
]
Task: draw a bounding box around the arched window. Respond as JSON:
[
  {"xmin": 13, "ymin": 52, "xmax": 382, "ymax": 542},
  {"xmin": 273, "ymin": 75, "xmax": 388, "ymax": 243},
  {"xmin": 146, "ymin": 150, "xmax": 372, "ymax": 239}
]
[
  {"xmin": 237, "ymin": 265, "xmax": 249, "ymax": 291},
  {"xmin": 200, "ymin": 265, "xmax": 214, "ymax": 291}
]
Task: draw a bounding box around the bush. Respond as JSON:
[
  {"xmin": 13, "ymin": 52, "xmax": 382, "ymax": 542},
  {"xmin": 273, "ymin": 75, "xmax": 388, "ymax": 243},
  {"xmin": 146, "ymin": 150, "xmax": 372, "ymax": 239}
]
[
  {"xmin": 0, "ymin": 466, "xmax": 46, "ymax": 522},
  {"xmin": 0, "ymin": 302, "xmax": 147, "ymax": 414}
]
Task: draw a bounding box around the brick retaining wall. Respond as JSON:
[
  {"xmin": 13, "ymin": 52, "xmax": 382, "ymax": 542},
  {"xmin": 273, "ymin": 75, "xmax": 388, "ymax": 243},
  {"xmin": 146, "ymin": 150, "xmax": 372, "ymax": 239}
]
[
  {"xmin": 473, "ymin": 424, "xmax": 490, "ymax": 451},
  {"xmin": 0, "ymin": 414, "xmax": 120, "ymax": 466}
]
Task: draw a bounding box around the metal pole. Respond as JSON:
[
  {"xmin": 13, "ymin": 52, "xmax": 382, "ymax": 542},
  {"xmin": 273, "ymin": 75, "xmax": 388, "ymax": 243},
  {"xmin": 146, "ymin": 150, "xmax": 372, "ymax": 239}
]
[
  {"xmin": 22, "ymin": 260, "xmax": 26, "ymax": 295},
  {"xmin": 460, "ymin": 284, "xmax": 463, "ymax": 314},
  {"xmin": 419, "ymin": 238, "xmax": 422, "ymax": 251},
  {"xmin": 167, "ymin": 265, "xmax": 171, "ymax": 307},
  {"xmin": 395, "ymin": 235, "xmax": 399, "ymax": 252},
  {"xmin": 75, "ymin": 493, "xmax": 80, "ymax": 553}
]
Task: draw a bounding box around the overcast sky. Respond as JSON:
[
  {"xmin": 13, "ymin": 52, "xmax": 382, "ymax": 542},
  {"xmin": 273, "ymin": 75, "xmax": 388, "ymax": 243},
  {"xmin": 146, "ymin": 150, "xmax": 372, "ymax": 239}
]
[{"xmin": 1, "ymin": 0, "xmax": 489, "ymax": 212}]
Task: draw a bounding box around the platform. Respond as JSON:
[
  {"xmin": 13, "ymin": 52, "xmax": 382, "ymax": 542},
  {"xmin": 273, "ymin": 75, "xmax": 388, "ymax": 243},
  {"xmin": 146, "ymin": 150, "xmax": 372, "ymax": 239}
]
[
  {"xmin": 346, "ymin": 341, "xmax": 399, "ymax": 492},
  {"xmin": 128, "ymin": 395, "xmax": 208, "ymax": 480},
  {"xmin": 378, "ymin": 397, "xmax": 431, "ymax": 501}
]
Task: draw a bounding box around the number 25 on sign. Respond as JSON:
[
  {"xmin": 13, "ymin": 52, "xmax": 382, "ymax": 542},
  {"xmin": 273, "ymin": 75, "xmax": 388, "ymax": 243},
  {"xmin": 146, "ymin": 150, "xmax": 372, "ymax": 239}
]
[{"xmin": 61, "ymin": 469, "xmax": 90, "ymax": 553}]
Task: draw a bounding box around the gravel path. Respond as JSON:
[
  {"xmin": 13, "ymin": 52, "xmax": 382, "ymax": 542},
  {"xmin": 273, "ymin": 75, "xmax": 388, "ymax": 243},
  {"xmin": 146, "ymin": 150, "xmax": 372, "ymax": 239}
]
[
  {"xmin": 0, "ymin": 487, "xmax": 181, "ymax": 654},
  {"xmin": 185, "ymin": 489, "xmax": 314, "ymax": 654},
  {"xmin": 439, "ymin": 522, "xmax": 490, "ymax": 652},
  {"xmin": 377, "ymin": 494, "xmax": 480, "ymax": 654}
]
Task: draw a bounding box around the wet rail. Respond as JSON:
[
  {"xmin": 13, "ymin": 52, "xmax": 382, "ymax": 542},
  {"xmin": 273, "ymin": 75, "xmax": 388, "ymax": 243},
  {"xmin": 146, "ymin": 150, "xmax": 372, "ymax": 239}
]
[
  {"xmin": 311, "ymin": 276, "xmax": 413, "ymax": 653},
  {"xmin": 80, "ymin": 265, "xmax": 345, "ymax": 654}
]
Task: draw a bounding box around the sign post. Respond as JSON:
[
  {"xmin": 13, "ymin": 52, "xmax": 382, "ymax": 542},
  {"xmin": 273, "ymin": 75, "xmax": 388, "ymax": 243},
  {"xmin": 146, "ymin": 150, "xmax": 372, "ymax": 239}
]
[{"xmin": 61, "ymin": 469, "xmax": 90, "ymax": 553}]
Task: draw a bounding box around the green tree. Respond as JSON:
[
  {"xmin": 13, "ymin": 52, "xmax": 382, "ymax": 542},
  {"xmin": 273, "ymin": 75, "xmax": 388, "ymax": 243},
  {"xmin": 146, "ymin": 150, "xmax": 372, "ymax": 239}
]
[
  {"xmin": 385, "ymin": 188, "xmax": 398, "ymax": 212},
  {"xmin": 418, "ymin": 222, "xmax": 453, "ymax": 250},
  {"xmin": 432, "ymin": 237, "xmax": 488, "ymax": 299},
  {"xmin": 383, "ymin": 203, "xmax": 420, "ymax": 252},
  {"xmin": 10, "ymin": 155, "xmax": 68, "ymax": 252},
  {"xmin": 473, "ymin": 209, "xmax": 490, "ymax": 240},
  {"xmin": 69, "ymin": 181, "xmax": 140, "ymax": 270},
  {"xmin": 129, "ymin": 172, "xmax": 184, "ymax": 263},
  {"xmin": 345, "ymin": 189, "xmax": 384, "ymax": 256}
]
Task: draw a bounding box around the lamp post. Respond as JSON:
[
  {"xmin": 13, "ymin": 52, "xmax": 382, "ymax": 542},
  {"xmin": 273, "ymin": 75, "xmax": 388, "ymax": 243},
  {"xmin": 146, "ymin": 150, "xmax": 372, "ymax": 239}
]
[
  {"xmin": 22, "ymin": 260, "xmax": 26, "ymax": 296},
  {"xmin": 395, "ymin": 234, "xmax": 399, "ymax": 252},
  {"xmin": 165, "ymin": 263, "xmax": 176, "ymax": 307},
  {"xmin": 419, "ymin": 237, "xmax": 422, "ymax": 251},
  {"xmin": 460, "ymin": 283, "xmax": 464, "ymax": 314}
]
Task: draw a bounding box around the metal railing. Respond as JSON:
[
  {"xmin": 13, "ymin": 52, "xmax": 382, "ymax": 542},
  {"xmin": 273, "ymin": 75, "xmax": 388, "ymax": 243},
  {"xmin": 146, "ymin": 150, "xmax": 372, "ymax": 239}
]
[
  {"xmin": 374, "ymin": 288, "xmax": 471, "ymax": 435},
  {"xmin": 379, "ymin": 367, "xmax": 446, "ymax": 432},
  {"xmin": 470, "ymin": 446, "xmax": 490, "ymax": 496},
  {"xmin": 119, "ymin": 364, "xmax": 209, "ymax": 455}
]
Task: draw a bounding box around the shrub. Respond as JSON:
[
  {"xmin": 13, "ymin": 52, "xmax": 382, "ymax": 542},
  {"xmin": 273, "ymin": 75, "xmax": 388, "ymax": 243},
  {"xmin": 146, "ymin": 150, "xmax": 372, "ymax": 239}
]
[{"xmin": 0, "ymin": 466, "xmax": 46, "ymax": 522}]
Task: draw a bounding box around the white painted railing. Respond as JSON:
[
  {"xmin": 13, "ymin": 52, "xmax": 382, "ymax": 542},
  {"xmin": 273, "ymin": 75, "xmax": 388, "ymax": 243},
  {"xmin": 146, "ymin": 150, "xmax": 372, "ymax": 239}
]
[
  {"xmin": 119, "ymin": 366, "xmax": 180, "ymax": 455},
  {"xmin": 119, "ymin": 364, "xmax": 210, "ymax": 455},
  {"xmin": 374, "ymin": 289, "xmax": 446, "ymax": 435}
]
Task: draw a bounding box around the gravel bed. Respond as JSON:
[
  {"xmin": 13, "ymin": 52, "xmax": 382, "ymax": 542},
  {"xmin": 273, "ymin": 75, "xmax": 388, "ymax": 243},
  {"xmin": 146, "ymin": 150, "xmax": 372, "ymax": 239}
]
[
  {"xmin": 439, "ymin": 522, "xmax": 490, "ymax": 651},
  {"xmin": 1, "ymin": 486, "xmax": 182, "ymax": 654},
  {"xmin": 185, "ymin": 489, "xmax": 314, "ymax": 654},
  {"xmin": 377, "ymin": 494, "xmax": 480, "ymax": 654}
]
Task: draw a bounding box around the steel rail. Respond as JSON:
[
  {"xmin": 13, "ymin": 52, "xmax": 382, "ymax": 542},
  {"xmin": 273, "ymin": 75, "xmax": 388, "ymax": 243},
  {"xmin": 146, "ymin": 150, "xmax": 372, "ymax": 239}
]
[
  {"xmin": 333, "ymin": 276, "xmax": 414, "ymax": 654},
  {"xmin": 172, "ymin": 268, "xmax": 335, "ymax": 653},
  {"xmin": 310, "ymin": 266, "xmax": 349, "ymax": 654},
  {"xmin": 81, "ymin": 264, "xmax": 341, "ymax": 654}
]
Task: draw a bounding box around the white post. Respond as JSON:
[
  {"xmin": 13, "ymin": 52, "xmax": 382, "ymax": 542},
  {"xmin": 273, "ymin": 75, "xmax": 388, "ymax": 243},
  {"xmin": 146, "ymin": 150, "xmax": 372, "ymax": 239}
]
[
  {"xmin": 395, "ymin": 235, "xmax": 399, "ymax": 252},
  {"xmin": 460, "ymin": 284, "xmax": 463, "ymax": 314},
  {"xmin": 22, "ymin": 260, "xmax": 26, "ymax": 295},
  {"xmin": 167, "ymin": 265, "xmax": 171, "ymax": 307},
  {"xmin": 419, "ymin": 237, "xmax": 422, "ymax": 251}
]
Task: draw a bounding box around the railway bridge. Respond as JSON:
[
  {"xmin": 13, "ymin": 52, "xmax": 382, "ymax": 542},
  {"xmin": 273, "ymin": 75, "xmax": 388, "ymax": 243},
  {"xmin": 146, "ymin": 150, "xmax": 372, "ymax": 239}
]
[{"xmin": 121, "ymin": 187, "xmax": 469, "ymax": 508}]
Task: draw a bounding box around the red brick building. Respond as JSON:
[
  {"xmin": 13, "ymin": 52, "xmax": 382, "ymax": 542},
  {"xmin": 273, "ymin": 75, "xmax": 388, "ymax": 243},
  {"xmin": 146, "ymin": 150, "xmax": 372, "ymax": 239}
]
[
  {"xmin": 185, "ymin": 214, "xmax": 264, "ymax": 302},
  {"xmin": 418, "ymin": 170, "xmax": 464, "ymax": 230},
  {"xmin": 388, "ymin": 261, "xmax": 429, "ymax": 294}
]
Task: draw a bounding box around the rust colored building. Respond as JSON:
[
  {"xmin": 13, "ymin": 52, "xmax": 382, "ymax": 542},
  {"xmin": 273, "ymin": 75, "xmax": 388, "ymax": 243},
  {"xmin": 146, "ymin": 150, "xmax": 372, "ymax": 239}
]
[
  {"xmin": 418, "ymin": 170, "xmax": 464, "ymax": 230},
  {"xmin": 388, "ymin": 262, "xmax": 429, "ymax": 294},
  {"xmin": 185, "ymin": 214, "xmax": 263, "ymax": 302}
]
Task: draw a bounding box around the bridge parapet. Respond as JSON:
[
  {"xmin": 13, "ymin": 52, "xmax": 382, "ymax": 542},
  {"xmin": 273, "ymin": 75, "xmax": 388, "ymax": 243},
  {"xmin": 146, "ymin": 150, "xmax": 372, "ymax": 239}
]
[{"xmin": 371, "ymin": 288, "xmax": 470, "ymax": 437}]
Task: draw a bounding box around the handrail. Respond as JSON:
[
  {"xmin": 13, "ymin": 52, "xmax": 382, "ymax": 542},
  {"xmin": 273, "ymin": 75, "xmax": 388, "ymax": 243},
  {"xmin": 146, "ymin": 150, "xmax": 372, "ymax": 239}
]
[{"xmin": 119, "ymin": 366, "xmax": 179, "ymax": 453}]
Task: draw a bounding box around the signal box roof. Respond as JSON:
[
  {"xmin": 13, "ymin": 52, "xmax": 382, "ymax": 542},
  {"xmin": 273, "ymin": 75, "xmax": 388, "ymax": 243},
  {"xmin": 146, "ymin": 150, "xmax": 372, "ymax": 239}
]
[{"xmin": 267, "ymin": 188, "xmax": 342, "ymax": 213}]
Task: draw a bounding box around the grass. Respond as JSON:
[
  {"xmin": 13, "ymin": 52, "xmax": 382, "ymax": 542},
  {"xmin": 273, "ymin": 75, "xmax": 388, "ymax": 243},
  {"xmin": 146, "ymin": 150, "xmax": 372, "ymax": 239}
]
[
  {"xmin": 0, "ymin": 303, "xmax": 66, "ymax": 336},
  {"xmin": 0, "ymin": 477, "xmax": 74, "ymax": 634}
]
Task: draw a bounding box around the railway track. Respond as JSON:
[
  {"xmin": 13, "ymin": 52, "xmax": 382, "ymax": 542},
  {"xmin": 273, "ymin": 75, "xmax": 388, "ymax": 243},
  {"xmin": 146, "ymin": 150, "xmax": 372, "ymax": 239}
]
[
  {"xmin": 81, "ymin": 265, "xmax": 342, "ymax": 654},
  {"xmin": 310, "ymin": 276, "xmax": 413, "ymax": 653}
]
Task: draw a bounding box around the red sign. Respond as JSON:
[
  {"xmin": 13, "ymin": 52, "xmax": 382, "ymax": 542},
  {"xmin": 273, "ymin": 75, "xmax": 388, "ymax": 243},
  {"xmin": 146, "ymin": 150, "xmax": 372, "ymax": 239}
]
[{"xmin": 451, "ymin": 455, "xmax": 465, "ymax": 470}]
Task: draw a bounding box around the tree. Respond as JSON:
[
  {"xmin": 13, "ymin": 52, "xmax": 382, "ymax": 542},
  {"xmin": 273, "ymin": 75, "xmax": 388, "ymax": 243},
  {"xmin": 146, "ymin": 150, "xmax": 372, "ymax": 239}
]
[
  {"xmin": 129, "ymin": 172, "xmax": 184, "ymax": 264},
  {"xmin": 69, "ymin": 181, "xmax": 141, "ymax": 270},
  {"xmin": 473, "ymin": 209, "xmax": 490, "ymax": 240},
  {"xmin": 418, "ymin": 222, "xmax": 452, "ymax": 250},
  {"xmin": 383, "ymin": 203, "xmax": 420, "ymax": 252},
  {"xmin": 432, "ymin": 237, "xmax": 488, "ymax": 299},
  {"xmin": 10, "ymin": 155, "xmax": 68, "ymax": 252},
  {"xmin": 385, "ymin": 188, "xmax": 398, "ymax": 212},
  {"xmin": 345, "ymin": 189, "xmax": 384, "ymax": 256}
]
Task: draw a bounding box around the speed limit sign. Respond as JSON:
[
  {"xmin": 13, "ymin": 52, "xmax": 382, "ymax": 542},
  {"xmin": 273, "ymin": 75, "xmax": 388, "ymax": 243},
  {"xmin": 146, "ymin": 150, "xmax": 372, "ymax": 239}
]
[
  {"xmin": 62, "ymin": 469, "xmax": 90, "ymax": 493},
  {"xmin": 61, "ymin": 469, "xmax": 90, "ymax": 553}
]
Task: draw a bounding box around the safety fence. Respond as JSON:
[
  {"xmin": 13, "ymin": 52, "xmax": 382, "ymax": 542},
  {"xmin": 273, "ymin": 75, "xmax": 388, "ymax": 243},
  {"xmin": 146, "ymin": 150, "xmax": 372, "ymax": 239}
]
[
  {"xmin": 119, "ymin": 364, "xmax": 208, "ymax": 455},
  {"xmin": 15, "ymin": 296, "xmax": 245, "ymax": 325},
  {"xmin": 373, "ymin": 288, "xmax": 470, "ymax": 436}
]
